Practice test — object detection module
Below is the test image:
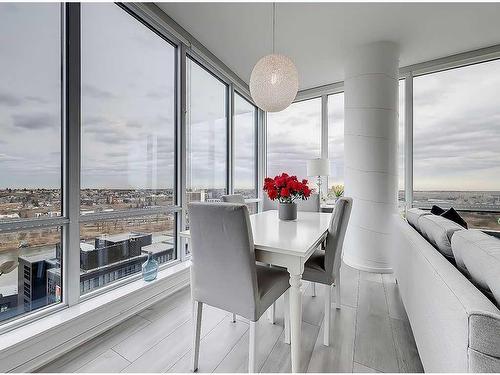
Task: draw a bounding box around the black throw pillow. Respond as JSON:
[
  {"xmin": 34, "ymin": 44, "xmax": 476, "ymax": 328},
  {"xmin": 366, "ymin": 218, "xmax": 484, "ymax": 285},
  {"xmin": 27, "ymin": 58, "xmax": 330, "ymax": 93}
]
[
  {"xmin": 431, "ymin": 205, "xmax": 445, "ymax": 215},
  {"xmin": 441, "ymin": 207, "xmax": 468, "ymax": 229}
]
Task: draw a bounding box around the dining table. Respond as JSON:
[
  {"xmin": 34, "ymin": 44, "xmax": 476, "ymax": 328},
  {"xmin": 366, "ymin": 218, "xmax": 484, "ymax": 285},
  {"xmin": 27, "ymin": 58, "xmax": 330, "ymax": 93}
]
[{"xmin": 180, "ymin": 209, "xmax": 332, "ymax": 373}]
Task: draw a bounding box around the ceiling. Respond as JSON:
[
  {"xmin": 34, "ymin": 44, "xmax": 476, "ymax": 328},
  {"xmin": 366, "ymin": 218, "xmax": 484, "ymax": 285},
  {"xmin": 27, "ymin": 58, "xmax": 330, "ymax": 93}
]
[{"xmin": 156, "ymin": 2, "xmax": 500, "ymax": 90}]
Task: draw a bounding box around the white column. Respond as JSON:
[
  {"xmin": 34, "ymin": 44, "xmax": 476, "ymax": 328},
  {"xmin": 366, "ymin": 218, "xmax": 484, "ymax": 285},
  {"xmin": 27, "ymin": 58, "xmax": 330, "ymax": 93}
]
[{"xmin": 343, "ymin": 41, "xmax": 399, "ymax": 273}]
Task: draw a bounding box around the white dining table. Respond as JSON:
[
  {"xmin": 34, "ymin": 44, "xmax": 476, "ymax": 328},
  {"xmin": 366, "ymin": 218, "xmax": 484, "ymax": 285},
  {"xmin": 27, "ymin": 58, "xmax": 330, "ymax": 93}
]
[{"xmin": 180, "ymin": 209, "xmax": 332, "ymax": 373}]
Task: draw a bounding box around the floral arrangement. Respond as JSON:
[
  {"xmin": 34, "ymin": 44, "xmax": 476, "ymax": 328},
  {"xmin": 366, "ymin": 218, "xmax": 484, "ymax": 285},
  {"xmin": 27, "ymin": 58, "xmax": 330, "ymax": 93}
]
[
  {"xmin": 263, "ymin": 173, "xmax": 312, "ymax": 203},
  {"xmin": 329, "ymin": 184, "xmax": 344, "ymax": 199}
]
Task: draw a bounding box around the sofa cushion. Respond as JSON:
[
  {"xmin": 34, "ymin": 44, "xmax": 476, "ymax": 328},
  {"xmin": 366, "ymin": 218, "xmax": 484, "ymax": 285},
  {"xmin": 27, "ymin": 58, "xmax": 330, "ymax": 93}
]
[
  {"xmin": 431, "ymin": 205, "xmax": 445, "ymax": 215},
  {"xmin": 418, "ymin": 214, "xmax": 463, "ymax": 258},
  {"xmin": 406, "ymin": 208, "xmax": 431, "ymax": 233},
  {"xmin": 452, "ymin": 230, "xmax": 500, "ymax": 306},
  {"xmin": 441, "ymin": 207, "xmax": 468, "ymax": 229}
]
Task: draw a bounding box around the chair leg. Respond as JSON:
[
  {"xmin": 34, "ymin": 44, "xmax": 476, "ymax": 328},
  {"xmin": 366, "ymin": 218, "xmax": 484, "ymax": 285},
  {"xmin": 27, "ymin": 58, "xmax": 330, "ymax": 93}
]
[
  {"xmin": 311, "ymin": 282, "xmax": 316, "ymax": 297},
  {"xmin": 232, "ymin": 313, "xmax": 236, "ymax": 323},
  {"xmin": 335, "ymin": 276, "xmax": 341, "ymax": 309},
  {"xmin": 249, "ymin": 321, "xmax": 257, "ymax": 373},
  {"xmin": 283, "ymin": 290, "xmax": 290, "ymax": 344},
  {"xmin": 191, "ymin": 300, "xmax": 203, "ymax": 372},
  {"xmin": 323, "ymin": 284, "xmax": 331, "ymax": 346}
]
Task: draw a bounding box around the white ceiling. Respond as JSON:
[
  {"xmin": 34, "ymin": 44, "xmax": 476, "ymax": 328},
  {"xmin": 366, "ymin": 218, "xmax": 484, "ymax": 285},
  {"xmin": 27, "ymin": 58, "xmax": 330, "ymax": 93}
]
[{"xmin": 156, "ymin": 2, "xmax": 500, "ymax": 90}]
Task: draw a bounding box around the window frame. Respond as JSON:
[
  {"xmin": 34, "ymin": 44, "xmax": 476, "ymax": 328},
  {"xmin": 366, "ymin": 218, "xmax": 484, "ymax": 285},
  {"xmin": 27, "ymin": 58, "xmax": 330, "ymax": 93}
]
[{"xmin": 231, "ymin": 90, "xmax": 259, "ymax": 202}]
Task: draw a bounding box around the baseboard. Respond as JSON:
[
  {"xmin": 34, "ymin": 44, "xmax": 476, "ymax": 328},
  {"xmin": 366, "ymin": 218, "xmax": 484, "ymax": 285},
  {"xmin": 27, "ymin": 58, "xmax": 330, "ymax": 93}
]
[
  {"xmin": 0, "ymin": 262, "xmax": 191, "ymax": 373},
  {"xmin": 342, "ymin": 255, "xmax": 393, "ymax": 274}
]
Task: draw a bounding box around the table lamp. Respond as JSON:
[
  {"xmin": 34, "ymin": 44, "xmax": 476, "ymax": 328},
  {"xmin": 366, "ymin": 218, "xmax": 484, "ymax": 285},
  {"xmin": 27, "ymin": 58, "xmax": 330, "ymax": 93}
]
[{"xmin": 307, "ymin": 158, "xmax": 329, "ymax": 201}]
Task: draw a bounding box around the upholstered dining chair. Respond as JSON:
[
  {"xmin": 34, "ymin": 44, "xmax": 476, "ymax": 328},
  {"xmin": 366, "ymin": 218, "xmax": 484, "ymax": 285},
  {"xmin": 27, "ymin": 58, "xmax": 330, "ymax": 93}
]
[
  {"xmin": 188, "ymin": 202, "xmax": 291, "ymax": 373},
  {"xmin": 296, "ymin": 193, "xmax": 320, "ymax": 212},
  {"xmin": 221, "ymin": 194, "xmax": 245, "ymax": 204},
  {"xmin": 302, "ymin": 197, "xmax": 353, "ymax": 346}
]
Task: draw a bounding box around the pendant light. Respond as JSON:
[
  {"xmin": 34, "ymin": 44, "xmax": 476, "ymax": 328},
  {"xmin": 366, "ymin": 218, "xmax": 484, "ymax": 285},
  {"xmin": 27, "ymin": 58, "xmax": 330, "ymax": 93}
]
[{"xmin": 249, "ymin": 3, "xmax": 299, "ymax": 112}]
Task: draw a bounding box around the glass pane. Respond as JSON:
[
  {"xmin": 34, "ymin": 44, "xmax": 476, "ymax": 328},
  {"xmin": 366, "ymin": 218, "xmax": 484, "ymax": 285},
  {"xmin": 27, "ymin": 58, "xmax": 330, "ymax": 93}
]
[
  {"xmin": 414, "ymin": 59, "xmax": 500, "ymax": 230},
  {"xmin": 398, "ymin": 80, "xmax": 405, "ymax": 210},
  {"xmin": 0, "ymin": 227, "xmax": 62, "ymax": 323},
  {"xmin": 81, "ymin": 4, "xmax": 176, "ymax": 213},
  {"xmin": 234, "ymin": 93, "xmax": 257, "ymax": 199},
  {"xmin": 186, "ymin": 58, "xmax": 228, "ymax": 203},
  {"xmin": 267, "ymin": 98, "xmax": 322, "ymax": 180},
  {"xmin": 327, "ymin": 93, "xmax": 344, "ymax": 195},
  {"xmin": 80, "ymin": 214, "xmax": 176, "ymax": 294},
  {"xmin": 0, "ymin": 4, "xmax": 62, "ymax": 221}
]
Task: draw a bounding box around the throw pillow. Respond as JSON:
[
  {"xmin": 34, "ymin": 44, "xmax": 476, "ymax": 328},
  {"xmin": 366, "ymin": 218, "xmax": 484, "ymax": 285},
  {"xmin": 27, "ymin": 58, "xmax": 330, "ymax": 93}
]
[
  {"xmin": 441, "ymin": 207, "xmax": 468, "ymax": 229},
  {"xmin": 431, "ymin": 205, "xmax": 445, "ymax": 215}
]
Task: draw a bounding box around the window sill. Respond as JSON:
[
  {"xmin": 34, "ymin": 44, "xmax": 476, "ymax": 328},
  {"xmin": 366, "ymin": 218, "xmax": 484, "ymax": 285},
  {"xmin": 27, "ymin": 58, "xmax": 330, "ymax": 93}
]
[{"xmin": 0, "ymin": 261, "xmax": 191, "ymax": 373}]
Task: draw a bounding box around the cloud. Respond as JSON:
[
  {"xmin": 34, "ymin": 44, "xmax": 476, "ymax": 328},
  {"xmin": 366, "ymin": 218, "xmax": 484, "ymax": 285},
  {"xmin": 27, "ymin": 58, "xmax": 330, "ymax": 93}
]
[
  {"xmin": 12, "ymin": 112, "xmax": 56, "ymax": 130},
  {"xmin": 0, "ymin": 92, "xmax": 21, "ymax": 106},
  {"xmin": 82, "ymin": 84, "xmax": 116, "ymax": 99},
  {"xmin": 0, "ymin": 153, "xmax": 23, "ymax": 162}
]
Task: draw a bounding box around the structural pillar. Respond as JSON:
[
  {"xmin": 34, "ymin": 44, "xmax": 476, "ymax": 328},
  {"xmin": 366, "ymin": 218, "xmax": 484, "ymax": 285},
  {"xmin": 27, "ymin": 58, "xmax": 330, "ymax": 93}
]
[{"xmin": 343, "ymin": 41, "xmax": 399, "ymax": 273}]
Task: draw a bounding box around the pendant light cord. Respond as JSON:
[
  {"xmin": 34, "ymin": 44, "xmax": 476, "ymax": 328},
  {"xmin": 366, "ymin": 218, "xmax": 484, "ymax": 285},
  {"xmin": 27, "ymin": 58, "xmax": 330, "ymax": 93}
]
[{"xmin": 272, "ymin": 2, "xmax": 276, "ymax": 54}]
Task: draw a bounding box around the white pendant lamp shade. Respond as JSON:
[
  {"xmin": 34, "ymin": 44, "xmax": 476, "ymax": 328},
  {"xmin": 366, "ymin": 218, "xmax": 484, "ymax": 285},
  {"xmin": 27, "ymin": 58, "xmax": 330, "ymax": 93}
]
[{"xmin": 250, "ymin": 53, "xmax": 299, "ymax": 112}]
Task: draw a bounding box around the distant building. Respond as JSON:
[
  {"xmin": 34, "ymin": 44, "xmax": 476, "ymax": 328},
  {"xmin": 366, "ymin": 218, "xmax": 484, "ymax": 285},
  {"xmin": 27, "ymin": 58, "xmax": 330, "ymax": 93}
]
[
  {"xmin": 49, "ymin": 232, "xmax": 175, "ymax": 296},
  {"xmin": 17, "ymin": 246, "xmax": 58, "ymax": 313},
  {"xmin": 0, "ymin": 231, "xmax": 176, "ymax": 321}
]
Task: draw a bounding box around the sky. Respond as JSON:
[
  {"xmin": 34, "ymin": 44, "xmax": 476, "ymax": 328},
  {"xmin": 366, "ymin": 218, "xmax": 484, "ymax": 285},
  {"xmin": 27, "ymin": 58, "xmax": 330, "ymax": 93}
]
[{"xmin": 1, "ymin": 3, "xmax": 499, "ymax": 192}]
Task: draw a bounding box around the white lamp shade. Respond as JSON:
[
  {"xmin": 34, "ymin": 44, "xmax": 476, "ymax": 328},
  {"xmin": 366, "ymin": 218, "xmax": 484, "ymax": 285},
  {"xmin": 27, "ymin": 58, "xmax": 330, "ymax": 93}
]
[
  {"xmin": 307, "ymin": 158, "xmax": 329, "ymax": 177},
  {"xmin": 249, "ymin": 54, "xmax": 299, "ymax": 112}
]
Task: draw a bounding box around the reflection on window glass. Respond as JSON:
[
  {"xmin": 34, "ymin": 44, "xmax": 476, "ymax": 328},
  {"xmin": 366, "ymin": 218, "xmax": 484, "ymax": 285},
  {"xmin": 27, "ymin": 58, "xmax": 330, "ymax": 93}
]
[
  {"xmin": 81, "ymin": 3, "xmax": 176, "ymax": 212},
  {"xmin": 267, "ymin": 98, "xmax": 321, "ymax": 180},
  {"xmin": 328, "ymin": 93, "xmax": 344, "ymax": 190},
  {"xmin": 186, "ymin": 58, "xmax": 227, "ymax": 203},
  {"xmin": 0, "ymin": 227, "xmax": 62, "ymax": 323},
  {"xmin": 80, "ymin": 214, "xmax": 176, "ymax": 294},
  {"xmin": 398, "ymin": 80, "xmax": 405, "ymax": 208},
  {"xmin": 234, "ymin": 93, "xmax": 257, "ymax": 199},
  {"xmin": 414, "ymin": 59, "xmax": 500, "ymax": 230},
  {"xmin": 0, "ymin": 3, "xmax": 61, "ymax": 221}
]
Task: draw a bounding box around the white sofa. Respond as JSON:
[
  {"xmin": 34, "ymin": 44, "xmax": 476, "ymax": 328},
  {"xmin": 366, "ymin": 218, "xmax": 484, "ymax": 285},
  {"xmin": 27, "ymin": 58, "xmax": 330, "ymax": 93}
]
[{"xmin": 392, "ymin": 212, "xmax": 500, "ymax": 372}]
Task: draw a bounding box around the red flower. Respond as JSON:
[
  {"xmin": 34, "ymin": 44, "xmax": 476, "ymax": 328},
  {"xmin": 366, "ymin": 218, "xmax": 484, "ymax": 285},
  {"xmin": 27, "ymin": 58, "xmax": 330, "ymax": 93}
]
[
  {"xmin": 263, "ymin": 173, "xmax": 312, "ymax": 202},
  {"xmin": 280, "ymin": 187, "xmax": 290, "ymax": 197},
  {"xmin": 268, "ymin": 189, "xmax": 278, "ymax": 200}
]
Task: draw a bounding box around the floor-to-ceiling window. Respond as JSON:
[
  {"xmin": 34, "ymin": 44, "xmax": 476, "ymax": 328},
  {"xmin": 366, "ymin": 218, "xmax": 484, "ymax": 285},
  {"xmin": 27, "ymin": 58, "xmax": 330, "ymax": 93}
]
[
  {"xmin": 0, "ymin": 3, "xmax": 63, "ymax": 322},
  {"xmin": 267, "ymin": 98, "xmax": 322, "ymax": 181},
  {"xmin": 327, "ymin": 93, "xmax": 345, "ymax": 196},
  {"xmin": 80, "ymin": 3, "xmax": 177, "ymax": 294},
  {"xmin": 398, "ymin": 79, "xmax": 405, "ymax": 210},
  {"xmin": 413, "ymin": 59, "xmax": 500, "ymax": 230},
  {"xmin": 233, "ymin": 92, "xmax": 258, "ymax": 213},
  {"xmin": 186, "ymin": 57, "xmax": 228, "ymax": 204}
]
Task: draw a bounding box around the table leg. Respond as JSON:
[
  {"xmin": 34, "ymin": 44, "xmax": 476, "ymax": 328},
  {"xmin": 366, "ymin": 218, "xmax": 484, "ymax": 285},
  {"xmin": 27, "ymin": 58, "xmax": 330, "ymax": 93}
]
[{"xmin": 289, "ymin": 273, "xmax": 303, "ymax": 373}]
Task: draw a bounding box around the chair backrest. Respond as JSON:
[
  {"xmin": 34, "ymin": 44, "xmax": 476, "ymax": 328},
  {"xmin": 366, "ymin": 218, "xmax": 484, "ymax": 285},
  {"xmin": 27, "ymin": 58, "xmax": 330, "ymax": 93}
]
[
  {"xmin": 188, "ymin": 202, "xmax": 259, "ymax": 318},
  {"xmin": 296, "ymin": 193, "xmax": 320, "ymax": 212},
  {"xmin": 263, "ymin": 194, "xmax": 277, "ymax": 211},
  {"xmin": 324, "ymin": 197, "xmax": 353, "ymax": 281},
  {"xmin": 221, "ymin": 194, "xmax": 245, "ymax": 204}
]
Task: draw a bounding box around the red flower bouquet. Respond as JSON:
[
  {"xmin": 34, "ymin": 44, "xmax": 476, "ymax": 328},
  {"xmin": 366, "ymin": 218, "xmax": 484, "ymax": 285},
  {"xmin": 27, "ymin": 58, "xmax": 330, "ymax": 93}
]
[{"xmin": 263, "ymin": 173, "xmax": 312, "ymax": 203}]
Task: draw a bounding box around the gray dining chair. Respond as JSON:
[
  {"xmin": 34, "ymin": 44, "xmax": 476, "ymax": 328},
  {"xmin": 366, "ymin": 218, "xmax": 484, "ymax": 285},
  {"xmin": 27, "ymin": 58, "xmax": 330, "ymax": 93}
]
[
  {"xmin": 188, "ymin": 202, "xmax": 291, "ymax": 373},
  {"xmin": 221, "ymin": 194, "xmax": 245, "ymax": 204},
  {"xmin": 302, "ymin": 197, "xmax": 352, "ymax": 346},
  {"xmin": 296, "ymin": 193, "xmax": 320, "ymax": 212}
]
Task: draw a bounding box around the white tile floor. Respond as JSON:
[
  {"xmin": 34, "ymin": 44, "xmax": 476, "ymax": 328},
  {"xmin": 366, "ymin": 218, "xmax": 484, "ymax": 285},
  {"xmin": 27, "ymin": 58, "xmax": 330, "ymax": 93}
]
[{"xmin": 39, "ymin": 263, "xmax": 423, "ymax": 373}]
